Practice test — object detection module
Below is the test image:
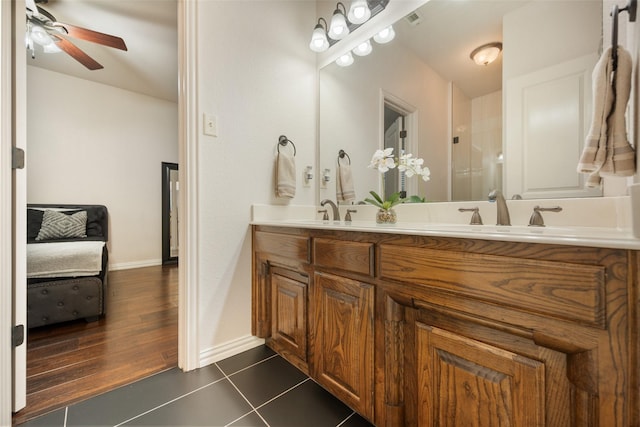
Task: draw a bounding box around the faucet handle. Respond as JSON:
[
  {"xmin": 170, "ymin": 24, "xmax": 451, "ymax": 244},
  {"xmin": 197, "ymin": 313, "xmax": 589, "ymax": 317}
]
[
  {"xmin": 318, "ymin": 209, "xmax": 329, "ymax": 222},
  {"xmin": 458, "ymin": 207, "xmax": 483, "ymax": 225},
  {"xmin": 528, "ymin": 206, "xmax": 562, "ymax": 227},
  {"xmin": 345, "ymin": 209, "xmax": 357, "ymax": 222}
]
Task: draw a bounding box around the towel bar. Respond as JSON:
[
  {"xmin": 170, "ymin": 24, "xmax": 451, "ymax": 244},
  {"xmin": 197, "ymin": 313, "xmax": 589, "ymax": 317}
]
[{"xmin": 611, "ymin": 0, "xmax": 637, "ymax": 71}]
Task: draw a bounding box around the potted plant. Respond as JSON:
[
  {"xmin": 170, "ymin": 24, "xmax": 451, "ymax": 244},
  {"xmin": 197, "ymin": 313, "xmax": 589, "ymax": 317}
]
[{"xmin": 365, "ymin": 148, "xmax": 430, "ymax": 224}]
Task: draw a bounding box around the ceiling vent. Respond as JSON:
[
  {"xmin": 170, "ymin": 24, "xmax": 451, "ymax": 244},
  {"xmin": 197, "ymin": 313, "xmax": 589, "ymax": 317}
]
[{"xmin": 405, "ymin": 10, "xmax": 423, "ymax": 26}]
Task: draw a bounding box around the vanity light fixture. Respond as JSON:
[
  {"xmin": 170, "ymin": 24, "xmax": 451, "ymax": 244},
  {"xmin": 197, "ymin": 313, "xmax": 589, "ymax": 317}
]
[
  {"xmin": 309, "ymin": 18, "xmax": 330, "ymax": 52},
  {"xmin": 328, "ymin": 2, "xmax": 350, "ymax": 40},
  {"xmin": 373, "ymin": 25, "xmax": 395, "ymax": 44},
  {"xmin": 308, "ymin": 0, "xmax": 389, "ymax": 52},
  {"xmin": 470, "ymin": 42, "xmax": 503, "ymax": 66},
  {"xmin": 347, "ymin": 0, "xmax": 371, "ymax": 25},
  {"xmin": 336, "ymin": 51, "xmax": 354, "ymax": 67},
  {"xmin": 352, "ymin": 39, "xmax": 372, "ymax": 56}
]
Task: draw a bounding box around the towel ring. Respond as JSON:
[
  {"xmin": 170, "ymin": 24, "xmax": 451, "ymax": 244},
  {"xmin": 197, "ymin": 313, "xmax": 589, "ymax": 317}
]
[
  {"xmin": 277, "ymin": 135, "xmax": 296, "ymax": 156},
  {"xmin": 338, "ymin": 149, "xmax": 351, "ymax": 165}
]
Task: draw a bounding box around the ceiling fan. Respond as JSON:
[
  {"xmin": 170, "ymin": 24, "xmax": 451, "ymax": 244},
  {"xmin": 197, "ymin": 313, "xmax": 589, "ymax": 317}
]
[{"xmin": 25, "ymin": 0, "xmax": 127, "ymax": 70}]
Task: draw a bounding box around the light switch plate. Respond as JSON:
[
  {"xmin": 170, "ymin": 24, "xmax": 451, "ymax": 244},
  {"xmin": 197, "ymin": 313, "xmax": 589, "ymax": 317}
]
[{"xmin": 203, "ymin": 113, "xmax": 217, "ymax": 137}]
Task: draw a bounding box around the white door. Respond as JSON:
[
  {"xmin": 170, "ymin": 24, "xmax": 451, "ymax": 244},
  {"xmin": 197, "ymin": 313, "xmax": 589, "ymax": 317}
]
[
  {"xmin": 1, "ymin": 0, "xmax": 27, "ymax": 422},
  {"xmin": 505, "ymin": 54, "xmax": 602, "ymax": 199}
]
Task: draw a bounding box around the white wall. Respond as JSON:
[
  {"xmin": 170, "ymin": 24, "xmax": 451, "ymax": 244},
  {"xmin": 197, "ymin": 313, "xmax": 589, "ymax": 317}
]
[
  {"xmin": 26, "ymin": 66, "xmax": 178, "ymax": 269},
  {"xmin": 195, "ymin": 1, "xmax": 316, "ymax": 358}
]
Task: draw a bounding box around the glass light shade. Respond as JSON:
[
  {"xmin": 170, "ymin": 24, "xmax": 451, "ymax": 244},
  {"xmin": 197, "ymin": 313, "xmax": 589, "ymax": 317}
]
[
  {"xmin": 328, "ymin": 9, "xmax": 350, "ymax": 40},
  {"xmin": 30, "ymin": 25, "xmax": 53, "ymax": 46},
  {"xmin": 309, "ymin": 25, "xmax": 329, "ymax": 52},
  {"xmin": 347, "ymin": 0, "xmax": 371, "ymax": 25},
  {"xmin": 373, "ymin": 25, "xmax": 395, "ymax": 44},
  {"xmin": 470, "ymin": 42, "xmax": 502, "ymax": 66},
  {"xmin": 43, "ymin": 42, "xmax": 62, "ymax": 53},
  {"xmin": 352, "ymin": 39, "xmax": 372, "ymax": 56},
  {"xmin": 336, "ymin": 52, "xmax": 354, "ymax": 67}
]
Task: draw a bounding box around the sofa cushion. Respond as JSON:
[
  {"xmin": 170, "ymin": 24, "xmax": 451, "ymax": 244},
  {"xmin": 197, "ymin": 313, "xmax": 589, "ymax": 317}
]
[{"xmin": 36, "ymin": 210, "xmax": 88, "ymax": 241}]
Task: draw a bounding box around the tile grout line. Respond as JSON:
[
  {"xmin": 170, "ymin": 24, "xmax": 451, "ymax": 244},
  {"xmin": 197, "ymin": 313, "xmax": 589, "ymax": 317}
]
[
  {"xmin": 217, "ymin": 359, "xmax": 275, "ymax": 427},
  {"xmin": 336, "ymin": 411, "xmax": 357, "ymax": 427},
  {"xmin": 111, "ymin": 376, "xmax": 228, "ymax": 427},
  {"xmin": 215, "ymin": 353, "xmax": 279, "ymax": 377},
  {"xmin": 222, "ymin": 359, "xmax": 311, "ymax": 427},
  {"xmin": 226, "ymin": 377, "xmax": 312, "ymax": 427}
]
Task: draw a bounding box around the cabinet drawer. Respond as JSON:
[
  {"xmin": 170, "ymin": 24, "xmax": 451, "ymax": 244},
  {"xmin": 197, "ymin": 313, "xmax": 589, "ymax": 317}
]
[
  {"xmin": 380, "ymin": 244, "xmax": 606, "ymax": 328},
  {"xmin": 314, "ymin": 238, "xmax": 374, "ymax": 276},
  {"xmin": 254, "ymin": 231, "xmax": 310, "ymax": 263}
]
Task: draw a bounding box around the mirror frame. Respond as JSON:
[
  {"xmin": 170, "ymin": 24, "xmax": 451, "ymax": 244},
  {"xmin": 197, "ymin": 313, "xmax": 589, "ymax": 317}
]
[{"xmin": 162, "ymin": 161, "xmax": 178, "ymax": 265}]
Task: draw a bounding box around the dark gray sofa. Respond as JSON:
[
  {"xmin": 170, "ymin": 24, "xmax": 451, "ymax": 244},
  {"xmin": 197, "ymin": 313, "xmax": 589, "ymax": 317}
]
[{"xmin": 27, "ymin": 204, "xmax": 109, "ymax": 328}]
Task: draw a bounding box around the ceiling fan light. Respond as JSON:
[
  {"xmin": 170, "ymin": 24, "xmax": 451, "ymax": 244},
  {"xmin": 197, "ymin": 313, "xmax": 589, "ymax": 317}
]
[
  {"xmin": 470, "ymin": 42, "xmax": 502, "ymax": 66},
  {"xmin": 347, "ymin": 0, "xmax": 371, "ymax": 25},
  {"xmin": 43, "ymin": 43, "xmax": 62, "ymax": 53},
  {"xmin": 352, "ymin": 39, "xmax": 372, "ymax": 56},
  {"xmin": 373, "ymin": 25, "xmax": 395, "ymax": 44},
  {"xmin": 309, "ymin": 21, "xmax": 330, "ymax": 53},
  {"xmin": 328, "ymin": 3, "xmax": 350, "ymax": 40},
  {"xmin": 30, "ymin": 24, "xmax": 54, "ymax": 47},
  {"xmin": 336, "ymin": 51, "xmax": 354, "ymax": 67}
]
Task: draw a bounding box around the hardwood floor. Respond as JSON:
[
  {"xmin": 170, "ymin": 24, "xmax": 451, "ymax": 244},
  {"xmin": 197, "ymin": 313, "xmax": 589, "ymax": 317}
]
[{"xmin": 12, "ymin": 265, "xmax": 178, "ymax": 426}]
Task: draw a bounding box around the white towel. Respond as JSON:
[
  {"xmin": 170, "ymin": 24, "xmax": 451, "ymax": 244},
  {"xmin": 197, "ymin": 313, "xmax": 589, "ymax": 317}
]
[
  {"xmin": 599, "ymin": 47, "xmax": 635, "ymax": 178},
  {"xmin": 578, "ymin": 46, "xmax": 636, "ymax": 187},
  {"xmin": 336, "ymin": 163, "xmax": 355, "ymax": 203},
  {"xmin": 275, "ymin": 152, "xmax": 296, "ymax": 198}
]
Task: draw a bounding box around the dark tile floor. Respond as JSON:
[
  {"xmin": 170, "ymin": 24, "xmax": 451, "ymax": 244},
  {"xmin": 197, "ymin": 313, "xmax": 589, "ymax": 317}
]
[{"xmin": 17, "ymin": 345, "xmax": 375, "ymax": 427}]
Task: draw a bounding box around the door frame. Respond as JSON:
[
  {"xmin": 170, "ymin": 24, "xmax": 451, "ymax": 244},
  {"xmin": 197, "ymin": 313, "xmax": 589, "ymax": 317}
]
[{"xmin": 1, "ymin": 0, "xmax": 201, "ymax": 421}]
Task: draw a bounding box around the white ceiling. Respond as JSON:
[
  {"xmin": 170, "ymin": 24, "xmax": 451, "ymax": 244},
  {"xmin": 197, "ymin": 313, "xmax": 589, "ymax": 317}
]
[
  {"xmin": 26, "ymin": 0, "xmax": 178, "ymax": 103},
  {"xmin": 394, "ymin": 0, "xmax": 528, "ymax": 99}
]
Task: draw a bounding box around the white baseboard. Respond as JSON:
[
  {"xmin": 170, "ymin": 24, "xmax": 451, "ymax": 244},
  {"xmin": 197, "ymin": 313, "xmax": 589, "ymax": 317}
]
[
  {"xmin": 109, "ymin": 259, "xmax": 162, "ymax": 271},
  {"xmin": 199, "ymin": 335, "xmax": 265, "ymax": 367}
]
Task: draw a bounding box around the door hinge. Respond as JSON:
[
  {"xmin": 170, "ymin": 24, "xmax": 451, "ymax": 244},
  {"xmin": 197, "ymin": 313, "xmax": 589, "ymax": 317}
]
[
  {"xmin": 12, "ymin": 147, "xmax": 25, "ymax": 169},
  {"xmin": 399, "ymin": 130, "xmax": 407, "ymax": 139},
  {"xmin": 12, "ymin": 324, "xmax": 25, "ymax": 348}
]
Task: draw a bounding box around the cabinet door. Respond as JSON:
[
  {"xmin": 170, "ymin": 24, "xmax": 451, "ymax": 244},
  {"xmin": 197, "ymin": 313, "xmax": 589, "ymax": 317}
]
[
  {"xmin": 271, "ymin": 269, "xmax": 308, "ymax": 368},
  {"xmin": 312, "ymin": 272, "xmax": 374, "ymax": 419},
  {"xmin": 416, "ymin": 323, "xmax": 545, "ymax": 426}
]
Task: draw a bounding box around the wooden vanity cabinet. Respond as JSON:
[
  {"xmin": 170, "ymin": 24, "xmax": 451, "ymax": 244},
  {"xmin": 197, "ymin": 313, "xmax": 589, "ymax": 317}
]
[
  {"xmin": 311, "ymin": 271, "xmax": 374, "ymax": 419},
  {"xmin": 252, "ymin": 229, "xmax": 311, "ymax": 372},
  {"xmin": 252, "ymin": 226, "xmax": 640, "ymax": 427}
]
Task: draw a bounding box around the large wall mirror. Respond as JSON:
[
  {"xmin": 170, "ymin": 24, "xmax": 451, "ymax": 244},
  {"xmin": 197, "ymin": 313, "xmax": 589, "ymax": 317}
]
[
  {"xmin": 162, "ymin": 162, "xmax": 179, "ymax": 265},
  {"xmin": 318, "ymin": 0, "xmax": 604, "ymax": 204}
]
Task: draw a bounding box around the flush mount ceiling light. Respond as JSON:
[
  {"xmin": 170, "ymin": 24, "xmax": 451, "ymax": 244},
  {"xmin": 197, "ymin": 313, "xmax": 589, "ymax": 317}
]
[
  {"xmin": 352, "ymin": 39, "xmax": 372, "ymax": 56},
  {"xmin": 347, "ymin": 0, "xmax": 371, "ymax": 25},
  {"xmin": 373, "ymin": 25, "xmax": 395, "ymax": 44},
  {"xmin": 336, "ymin": 51, "xmax": 354, "ymax": 67},
  {"xmin": 470, "ymin": 42, "xmax": 503, "ymax": 66},
  {"xmin": 328, "ymin": 2, "xmax": 350, "ymax": 40},
  {"xmin": 309, "ymin": 17, "xmax": 330, "ymax": 52}
]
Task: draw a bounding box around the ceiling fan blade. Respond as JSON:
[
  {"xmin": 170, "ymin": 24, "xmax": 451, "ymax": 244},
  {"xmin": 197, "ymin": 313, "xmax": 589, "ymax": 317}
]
[
  {"xmin": 52, "ymin": 35, "xmax": 103, "ymax": 70},
  {"xmin": 54, "ymin": 22, "xmax": 127, "ymax": 51}
]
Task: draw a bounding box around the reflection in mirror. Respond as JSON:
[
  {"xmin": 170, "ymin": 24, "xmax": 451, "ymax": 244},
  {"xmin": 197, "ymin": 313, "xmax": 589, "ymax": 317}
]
[
  {"xmin": 162, "ymin": 162, "xmax": 179, "ymax": 265},
  {"xmin": 319, "ymin": 0, "xmax": 603, "ymax": 204}
]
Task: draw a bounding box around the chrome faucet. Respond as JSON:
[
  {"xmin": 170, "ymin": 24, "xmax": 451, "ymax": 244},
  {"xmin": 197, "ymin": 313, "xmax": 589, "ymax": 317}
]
[
  {"xmin": 320, "ymin": 199, "xmax": 340, "ymax": 221},
  {"xmin": 487, "ymin": 189, "xmax": 511, "ymax": 226}
]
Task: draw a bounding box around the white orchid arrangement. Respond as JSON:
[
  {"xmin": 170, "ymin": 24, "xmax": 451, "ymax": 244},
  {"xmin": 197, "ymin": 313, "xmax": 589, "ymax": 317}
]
[
  {"xmin": 368, "ymin": 147, "xmax": 431, "ymax": 180},
  {"xmin": 365, "ymin": 148, "xmax": 430, "ymax": 210}
]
